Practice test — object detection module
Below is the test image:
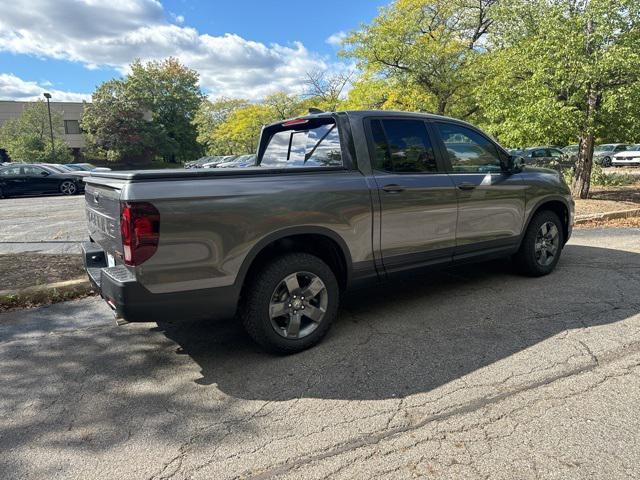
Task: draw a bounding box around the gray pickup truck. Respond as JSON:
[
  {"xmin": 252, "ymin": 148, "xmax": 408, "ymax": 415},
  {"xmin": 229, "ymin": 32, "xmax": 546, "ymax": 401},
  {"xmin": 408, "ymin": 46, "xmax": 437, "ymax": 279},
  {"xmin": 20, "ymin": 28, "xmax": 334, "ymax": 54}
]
[{"xmin": 82, "ymin": 110, "xmax": 574, "ymax": 353}]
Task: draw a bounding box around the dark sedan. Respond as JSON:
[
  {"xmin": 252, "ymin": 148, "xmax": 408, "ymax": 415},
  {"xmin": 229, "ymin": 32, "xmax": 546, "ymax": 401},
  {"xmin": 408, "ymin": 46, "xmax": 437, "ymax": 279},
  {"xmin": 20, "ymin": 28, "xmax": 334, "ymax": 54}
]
[{"xmin": 0, "ymin": 163, "xmax": 84, "ymax": 198}]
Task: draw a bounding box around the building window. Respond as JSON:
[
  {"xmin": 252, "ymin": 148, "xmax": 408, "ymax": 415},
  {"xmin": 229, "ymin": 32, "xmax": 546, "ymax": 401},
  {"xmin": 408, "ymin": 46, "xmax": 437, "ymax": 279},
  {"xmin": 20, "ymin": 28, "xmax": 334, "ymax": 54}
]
[{"xmin": 64, "ymin": 120, "xmax": 81, "ymax": 134}]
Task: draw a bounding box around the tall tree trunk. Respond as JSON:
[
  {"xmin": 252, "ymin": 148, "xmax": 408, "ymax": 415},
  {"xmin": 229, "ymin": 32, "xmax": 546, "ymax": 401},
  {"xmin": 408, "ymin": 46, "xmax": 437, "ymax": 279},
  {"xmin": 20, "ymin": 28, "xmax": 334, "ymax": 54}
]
[
  {"xmin": 571, "ymin": 87, "xmax": 599, "ymax": 199},
  {"xmin": 436, "ymin": 97, "xmax": 447, "ymax": 116}
]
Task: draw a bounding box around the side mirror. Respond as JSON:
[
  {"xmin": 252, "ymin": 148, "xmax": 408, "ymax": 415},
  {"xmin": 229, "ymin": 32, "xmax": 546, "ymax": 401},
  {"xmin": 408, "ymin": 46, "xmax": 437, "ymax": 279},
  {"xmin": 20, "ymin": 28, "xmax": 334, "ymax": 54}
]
[
  {"xmin": 505, "ymin": 155, "xmax": 525, "ymax": 173},
  {"xmin": 40, "ymin": 171, "xmax": 49, "ymax": 176}
]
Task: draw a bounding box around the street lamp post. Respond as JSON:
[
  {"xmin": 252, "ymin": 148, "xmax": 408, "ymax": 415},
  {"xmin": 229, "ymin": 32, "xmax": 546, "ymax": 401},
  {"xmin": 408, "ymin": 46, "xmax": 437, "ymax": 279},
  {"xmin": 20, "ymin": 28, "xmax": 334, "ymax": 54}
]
[{"xmin": 43, "ymin": 92, "xmax": 55, "ymax": 161}]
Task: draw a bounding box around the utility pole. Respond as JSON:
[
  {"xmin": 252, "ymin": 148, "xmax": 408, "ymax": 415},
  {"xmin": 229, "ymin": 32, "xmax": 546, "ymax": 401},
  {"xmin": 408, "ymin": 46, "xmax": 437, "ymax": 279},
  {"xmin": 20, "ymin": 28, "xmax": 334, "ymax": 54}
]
[{"xmin": 43, "ymin": 92, "xmax": 56, "ymax": 161}]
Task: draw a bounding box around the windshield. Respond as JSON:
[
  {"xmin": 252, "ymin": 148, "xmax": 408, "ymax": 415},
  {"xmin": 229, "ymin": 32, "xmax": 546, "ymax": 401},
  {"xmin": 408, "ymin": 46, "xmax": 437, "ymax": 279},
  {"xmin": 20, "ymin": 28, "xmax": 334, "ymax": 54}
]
[
  {"xmin": 627, "ymin": 145, "xmax": 640, "ymax": 151},
  {"xmin": 594, "ymin": 144, "xmax": 615, "ymax": 153}
]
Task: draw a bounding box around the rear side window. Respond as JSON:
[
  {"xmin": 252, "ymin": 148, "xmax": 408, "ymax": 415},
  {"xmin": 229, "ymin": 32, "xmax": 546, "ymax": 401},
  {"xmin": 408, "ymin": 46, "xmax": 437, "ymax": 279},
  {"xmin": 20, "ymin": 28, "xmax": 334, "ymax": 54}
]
[
  {"xmin": 370, "ymin": 119, "xmax": 437, "ymax": 173},
  {"xmin": 436, "ymin": 123, "xmax": 503, "ymax": 173},
  {"xmin": 261, "ymin": 121, "xmax": 342, "ymax": 168},
  {"xmin": 0, "ymin": 166, "xmax": 21, "ymax": 176}
]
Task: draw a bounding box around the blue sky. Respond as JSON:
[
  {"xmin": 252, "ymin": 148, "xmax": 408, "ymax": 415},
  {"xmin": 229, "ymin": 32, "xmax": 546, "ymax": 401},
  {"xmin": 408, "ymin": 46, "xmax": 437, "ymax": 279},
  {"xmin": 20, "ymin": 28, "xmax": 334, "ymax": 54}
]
[{"xmin": 0, "ymin": 0, "xmax": 384, "ymax": 101}]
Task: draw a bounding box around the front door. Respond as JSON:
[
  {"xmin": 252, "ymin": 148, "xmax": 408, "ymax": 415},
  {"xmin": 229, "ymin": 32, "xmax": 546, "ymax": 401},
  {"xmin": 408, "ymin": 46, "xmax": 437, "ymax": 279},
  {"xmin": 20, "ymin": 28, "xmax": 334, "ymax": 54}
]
[
  {"xmin": 368, "ymin": 118, "xmax": 458, "ymax": 273},
  {"xmin": 22, "ymin": 165, "xmax": 59, "ymax": 193},
  {"xmin": 432, "ymin": 121, "xmax": 526, "ymax": 259}
]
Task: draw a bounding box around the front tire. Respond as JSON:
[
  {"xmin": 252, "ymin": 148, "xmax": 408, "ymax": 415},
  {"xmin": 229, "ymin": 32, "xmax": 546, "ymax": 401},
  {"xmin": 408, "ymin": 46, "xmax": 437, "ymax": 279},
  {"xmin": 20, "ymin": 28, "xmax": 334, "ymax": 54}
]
[
  {"xmin": 602, "ymin": 156, "xmax": 612, "ymax": 167},
  {"xmin": 240, "ymin": 253, "xmax": 339, "ymax": 354},
  {"xmin": 513, "ymin": 210, "xmax": 564, "ymax": 277}
]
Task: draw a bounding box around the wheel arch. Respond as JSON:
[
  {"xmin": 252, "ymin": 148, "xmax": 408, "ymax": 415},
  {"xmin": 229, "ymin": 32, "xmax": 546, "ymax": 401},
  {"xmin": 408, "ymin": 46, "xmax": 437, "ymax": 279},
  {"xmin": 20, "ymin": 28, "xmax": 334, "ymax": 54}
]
[
  {"xmin": 524, "ymin": 197, "xmax": 571, "ymax": 245},
  {"xmin": 235, "ymin": 226, "xmax": 353, "ymax": 295}
]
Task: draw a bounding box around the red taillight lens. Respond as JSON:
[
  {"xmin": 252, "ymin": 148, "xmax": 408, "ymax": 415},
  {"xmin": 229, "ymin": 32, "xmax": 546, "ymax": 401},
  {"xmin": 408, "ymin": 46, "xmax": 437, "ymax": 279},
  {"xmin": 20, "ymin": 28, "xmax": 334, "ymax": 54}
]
[{"xmin": 120, "ymin": 202, "xmax": 160, "ymax": 266}]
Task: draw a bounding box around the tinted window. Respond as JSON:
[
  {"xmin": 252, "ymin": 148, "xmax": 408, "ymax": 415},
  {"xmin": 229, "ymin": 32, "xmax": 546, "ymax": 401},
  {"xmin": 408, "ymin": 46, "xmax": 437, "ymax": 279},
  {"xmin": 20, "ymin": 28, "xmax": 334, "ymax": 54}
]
[
  {"xmin": 614, "ymin": 145, "xmax": 627, "ymax": 152},
  {"xmin": 0, "ymin": 166, "xmax": 21, "ymax": 176},
  {"xmin": 549, "ymin": 149, "xmax": 563, "ymax": 158},
  {"xmin": 261, "ymin": 122, "xmax": 342, "ymax": 168},
  {"xmin": 23, "ymin": 166, "xmax": 47, "ymax": 176},
  {"xmin": 436, "ymin": 123, "xmax": 502, "ymax": 173},
  {"xmin": 370, "ymin": 119, "xmax": 437, "ymax": 173},
  {"xmin": 531, "ymin": 149, "xmax": 547, "ymax": 158}
]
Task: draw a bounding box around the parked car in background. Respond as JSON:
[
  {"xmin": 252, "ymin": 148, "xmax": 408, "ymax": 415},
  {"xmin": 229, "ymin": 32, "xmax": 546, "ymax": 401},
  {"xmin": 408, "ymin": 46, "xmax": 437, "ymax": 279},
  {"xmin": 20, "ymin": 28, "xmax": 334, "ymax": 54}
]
[
  {"xmin": 201, "ymin": 155, "xmax": 235, "ymax": 168},
  {"xmin": 612, "ymin": 144, "xmax": 640, "ymax": 167},
  {"xmin": 594, "ymin": 144, "xmax": 629, "ymax": 167},
  {"xmin": 520, "ymin": 147, "xmax": 571, "ymax": 168},
  {"xmin": 215, "ymin": 154, "xmax": 257, "ymax": 168},
  {"xmin": 65, "ymin": 163, "xmax": 111, "ymax": 172},
  {"xmin": 562, "ymin": 145, "xmax": 579, "ymax": 162},
  {"xmin": 82, "ymin": 110, "xmax": 574, "ymax": 353},
  {"xmin": 0, "ymin": 163, "xmax": 84, "ymax": 198}
]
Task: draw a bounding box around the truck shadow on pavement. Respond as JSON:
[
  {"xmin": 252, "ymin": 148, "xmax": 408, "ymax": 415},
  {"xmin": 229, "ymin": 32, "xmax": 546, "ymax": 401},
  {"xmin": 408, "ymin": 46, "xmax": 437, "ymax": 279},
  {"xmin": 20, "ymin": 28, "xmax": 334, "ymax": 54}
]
[{"xmin": 155, "ymin": 243, "xmax": 640, "ymax": 401}]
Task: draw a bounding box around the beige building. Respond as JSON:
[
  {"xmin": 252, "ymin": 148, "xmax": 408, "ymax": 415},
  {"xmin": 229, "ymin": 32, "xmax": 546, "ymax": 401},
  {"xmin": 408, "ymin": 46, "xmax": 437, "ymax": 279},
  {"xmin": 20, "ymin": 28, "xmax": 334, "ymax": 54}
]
[{"xmin": 0, "ymin": 100, "xmax": 87, "ymax": 159}]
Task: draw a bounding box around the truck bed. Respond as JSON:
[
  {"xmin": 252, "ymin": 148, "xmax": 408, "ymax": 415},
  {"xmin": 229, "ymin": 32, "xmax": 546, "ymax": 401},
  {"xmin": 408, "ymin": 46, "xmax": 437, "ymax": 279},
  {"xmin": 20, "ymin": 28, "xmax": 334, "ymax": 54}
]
[{"xmin": 88, "ymin": 166, "xmax": 345, "ymax": 182}]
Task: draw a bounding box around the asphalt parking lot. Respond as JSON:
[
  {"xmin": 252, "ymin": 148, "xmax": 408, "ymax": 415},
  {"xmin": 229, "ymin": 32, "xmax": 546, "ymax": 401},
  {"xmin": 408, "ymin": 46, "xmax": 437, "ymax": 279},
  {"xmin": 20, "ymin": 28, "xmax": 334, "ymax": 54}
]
[
  {"xmin": 0, "ymin": 195, "xmax": 85, "ymax": 254},
  {"xmin": 1, "ymin": 227, "xmax": 639, "ymax": 479}
]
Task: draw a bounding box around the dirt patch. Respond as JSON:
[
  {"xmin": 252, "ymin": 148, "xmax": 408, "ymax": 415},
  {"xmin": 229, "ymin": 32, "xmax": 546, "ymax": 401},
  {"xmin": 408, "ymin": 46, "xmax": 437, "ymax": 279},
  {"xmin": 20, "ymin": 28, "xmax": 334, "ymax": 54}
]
[
  {"xmin": 575, "ymin": 199, "xmax": 639, "ymax": 216},
  {"xmin": 575, "ymin": 216, "xmax": 640, "ymax": 229},
  {"xmin": 574, "ymin": 184, "xmax": 640, "ymax": 218},
  {"xmin": 588, "ymin": 185, "xmax": 640, "ymax": 203},
  {"xmin": 0, "ymin": 254, "xmax": 85, "ymax": 291}
]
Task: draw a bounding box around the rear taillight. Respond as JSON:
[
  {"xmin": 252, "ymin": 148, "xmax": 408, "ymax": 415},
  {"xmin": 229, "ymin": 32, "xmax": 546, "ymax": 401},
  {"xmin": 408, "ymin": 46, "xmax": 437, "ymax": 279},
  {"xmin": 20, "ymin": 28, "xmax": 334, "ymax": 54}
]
[{"xmin": 120, "ymin": 202, "xmax": 160, "ymax": 266}]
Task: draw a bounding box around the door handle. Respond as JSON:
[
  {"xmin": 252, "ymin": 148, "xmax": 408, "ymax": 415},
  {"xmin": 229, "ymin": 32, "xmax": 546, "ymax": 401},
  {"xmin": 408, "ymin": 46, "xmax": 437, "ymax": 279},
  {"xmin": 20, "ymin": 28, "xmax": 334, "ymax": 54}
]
[
  {"xmin": 382, "ymin": 184, "xmax": 405, "ymax": 193},
  {"xmin": 457, "ymin": 182, "xmax": 476, "ymax": 191}
]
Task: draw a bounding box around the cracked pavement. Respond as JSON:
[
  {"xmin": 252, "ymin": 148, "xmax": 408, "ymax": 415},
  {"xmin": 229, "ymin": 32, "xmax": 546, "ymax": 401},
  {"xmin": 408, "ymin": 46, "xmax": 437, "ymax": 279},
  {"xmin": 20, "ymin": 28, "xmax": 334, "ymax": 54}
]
[{"xmin": 1, "ymin": 227, "xmax": 639, "ymax": 479}]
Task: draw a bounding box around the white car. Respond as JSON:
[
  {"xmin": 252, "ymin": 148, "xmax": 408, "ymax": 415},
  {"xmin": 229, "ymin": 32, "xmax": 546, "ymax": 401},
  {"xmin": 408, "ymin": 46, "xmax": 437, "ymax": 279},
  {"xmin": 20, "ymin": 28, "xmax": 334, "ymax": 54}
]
[{"xmin": 612, "ymin": 144, "xmax": 640, "ymax": 167}]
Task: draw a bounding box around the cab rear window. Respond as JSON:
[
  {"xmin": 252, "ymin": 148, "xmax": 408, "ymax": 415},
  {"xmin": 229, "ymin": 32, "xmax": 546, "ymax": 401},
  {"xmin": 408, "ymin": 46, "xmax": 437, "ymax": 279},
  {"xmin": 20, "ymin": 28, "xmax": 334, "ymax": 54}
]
[{"xmin": 260, "ymin": 119, "xmax": 342, "ymax": 168}]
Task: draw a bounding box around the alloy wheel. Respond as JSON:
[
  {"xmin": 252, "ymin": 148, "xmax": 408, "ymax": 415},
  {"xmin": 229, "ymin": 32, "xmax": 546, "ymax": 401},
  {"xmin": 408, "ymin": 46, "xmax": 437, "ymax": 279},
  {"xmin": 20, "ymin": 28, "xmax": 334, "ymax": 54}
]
[
  {"xmin": 61, "ymin": 181, "xmax": 76, "ymax": 195},
  {"xmin": 268, "ymin": 271, "xmax": 328, "ymax": 339},
  {"xmin": 535, "ymin": 221, "xmax": 559, "ymax": 266}
]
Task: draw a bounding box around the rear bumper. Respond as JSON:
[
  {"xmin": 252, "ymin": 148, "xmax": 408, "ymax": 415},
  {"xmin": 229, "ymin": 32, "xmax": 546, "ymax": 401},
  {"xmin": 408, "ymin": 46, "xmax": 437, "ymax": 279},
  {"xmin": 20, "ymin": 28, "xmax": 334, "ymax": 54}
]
[{"xmin": 81, "ymin": 242, "xmax": 238, "ymax": 323}]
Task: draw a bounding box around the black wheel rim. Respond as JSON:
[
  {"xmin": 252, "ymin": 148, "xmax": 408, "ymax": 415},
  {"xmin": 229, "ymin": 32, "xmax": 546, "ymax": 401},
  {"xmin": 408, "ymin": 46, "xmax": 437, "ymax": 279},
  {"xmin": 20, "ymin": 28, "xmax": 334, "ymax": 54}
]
[
  {"xmin": 268, "ymin": 271, "xmax": 328, "ymax": 339},
  {"xmin": 535, "ymin": 221, "xmax": 560, "ymax": 267}
]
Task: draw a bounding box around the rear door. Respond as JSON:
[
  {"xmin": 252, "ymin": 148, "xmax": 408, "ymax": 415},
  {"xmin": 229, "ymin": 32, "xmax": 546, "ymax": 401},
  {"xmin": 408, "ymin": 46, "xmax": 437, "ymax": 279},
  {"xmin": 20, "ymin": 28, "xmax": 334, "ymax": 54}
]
[
  {"xmin": 0, "ymin": 165, "xmax": 25, "ymax": 194},
  {"xmin": 432, "ymin": 121, "xmax": 525, "ymax": 259},
  {"xmin": 367, "ymin": 117, "xmax": 458, "ymax": 272}
]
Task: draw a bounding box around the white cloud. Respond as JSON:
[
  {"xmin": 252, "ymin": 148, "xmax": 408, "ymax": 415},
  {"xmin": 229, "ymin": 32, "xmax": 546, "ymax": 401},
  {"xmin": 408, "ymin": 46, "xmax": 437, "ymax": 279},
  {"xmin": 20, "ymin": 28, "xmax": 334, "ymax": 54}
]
[
  {"xmin": 171, "ymin": 12, "xmax": 185, "ymax": 24},
  {"xmin": 0, "ymin": 73, "xmax": 90, "ymax": 102},
  {"xmin": 0, "ymin": 0, "xmax": 347, "ymax": 100},
  {"xmin": 326, "ymin": 31, "xmax": 347, "ymax": 48}
]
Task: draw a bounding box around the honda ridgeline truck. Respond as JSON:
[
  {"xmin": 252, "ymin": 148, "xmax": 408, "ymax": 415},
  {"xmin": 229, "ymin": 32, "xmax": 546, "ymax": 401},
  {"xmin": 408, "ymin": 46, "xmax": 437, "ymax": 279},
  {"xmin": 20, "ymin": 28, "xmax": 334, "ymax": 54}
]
[{"xmin": 82, "ymin": 110, "xmax": 574, "ymax": 353}]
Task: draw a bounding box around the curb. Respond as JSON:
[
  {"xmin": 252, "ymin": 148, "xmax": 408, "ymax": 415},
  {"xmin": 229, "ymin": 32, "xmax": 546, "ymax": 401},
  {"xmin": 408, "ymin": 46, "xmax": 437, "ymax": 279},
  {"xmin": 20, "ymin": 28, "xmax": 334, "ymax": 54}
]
[
  {"xmin": 575, "ymin": 208, "xmax": 640, "ymax": 224},
  {"xmin": 0, "ymin": 277, "xmax": 94, "ymax": 310}
]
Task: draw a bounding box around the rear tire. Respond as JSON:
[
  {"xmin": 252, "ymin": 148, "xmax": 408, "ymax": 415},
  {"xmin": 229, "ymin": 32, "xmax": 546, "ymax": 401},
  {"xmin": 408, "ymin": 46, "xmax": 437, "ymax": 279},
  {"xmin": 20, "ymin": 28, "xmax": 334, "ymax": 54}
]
[
  {"xmin": 513, "ymin": 210, "xmax": 564, "ymax": 277},
  {"xmin": 602, "ymin": 156, "xmax": 612, "ymax": 167},
  {"xmin": 60, "ymin": 181, "xmax": 77, "ymax": 196},
  {"xmin": 240, "ymin": 253, "xmax": 339, "ymax": 354}
]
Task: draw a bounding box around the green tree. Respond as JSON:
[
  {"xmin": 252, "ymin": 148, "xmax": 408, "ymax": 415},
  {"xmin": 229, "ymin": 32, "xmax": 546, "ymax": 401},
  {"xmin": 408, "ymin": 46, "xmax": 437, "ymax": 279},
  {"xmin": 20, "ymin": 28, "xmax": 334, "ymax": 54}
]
[
  {"xmin": 82, "ymin": 58, "xmax": 204, "ymax": 164},
  {"xmin": 81, "ymin": 79, "xmax": 162, "ymax": 163},
  {"xmin": 213, "ymin": 104, "xmax": 278, "ymax": 154},
  {"xmin": 127, "ymin": 58, "xmax": 205, "ymax": 162},
  {"xmin": 193, "ymin": 94, "xmax": 304, "ymax": 156},
  {"xmin": 0, "ymin": 101, "xmax": 71, "ymax": 163},
  {"xmin": 193, "ymin": 97, "xmax": 250, "ymax": 155},
  {"xmin": 343, "ymin": 0, "xmax": 497, "ymax": 118},
  {"xmin": 484, "ymin": 0, "xmax": 640, "ymax": 198}
]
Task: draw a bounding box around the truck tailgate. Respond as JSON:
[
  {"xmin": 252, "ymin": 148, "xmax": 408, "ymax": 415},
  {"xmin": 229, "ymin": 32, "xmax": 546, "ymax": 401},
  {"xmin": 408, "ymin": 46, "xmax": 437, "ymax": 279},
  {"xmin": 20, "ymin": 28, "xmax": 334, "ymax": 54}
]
[{"xmin": 85, "ymin": 178, "xmax": 124, "ymax": 261}]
